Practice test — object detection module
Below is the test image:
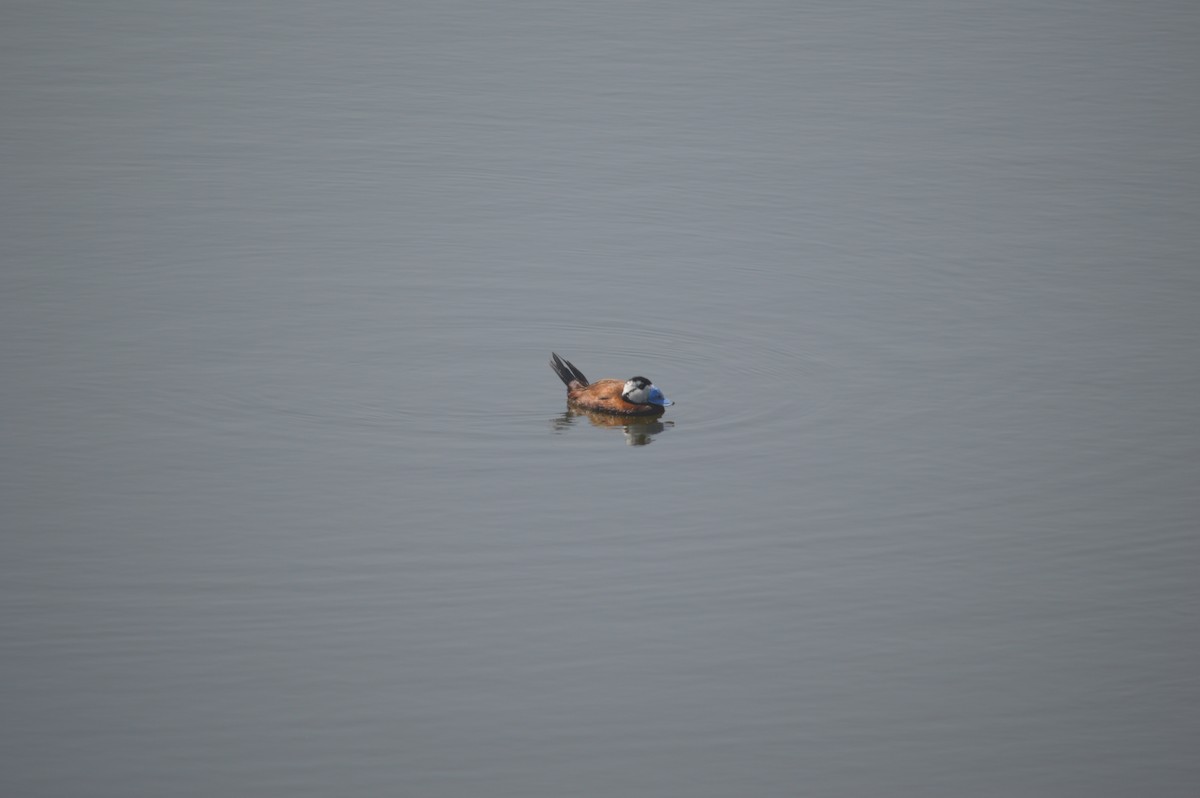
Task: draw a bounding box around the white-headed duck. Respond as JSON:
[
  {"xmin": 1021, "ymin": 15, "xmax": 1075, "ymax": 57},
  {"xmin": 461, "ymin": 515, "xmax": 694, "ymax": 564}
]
[{"xmin": 550, "ymin": 352, "xmax": 673, "ymax": 416}]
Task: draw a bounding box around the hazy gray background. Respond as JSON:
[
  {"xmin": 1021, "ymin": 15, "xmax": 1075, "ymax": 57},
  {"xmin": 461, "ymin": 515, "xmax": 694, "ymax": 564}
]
[{"xmin": 3, "ymin": 1, "xmax": 1198, "ymax": 796}]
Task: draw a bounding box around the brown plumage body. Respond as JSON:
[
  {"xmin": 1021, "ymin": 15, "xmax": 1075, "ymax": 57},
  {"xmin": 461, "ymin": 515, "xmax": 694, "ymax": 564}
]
[{"xmin": 566, "ymin": 378, "xmax": 664, "ymax": 416}]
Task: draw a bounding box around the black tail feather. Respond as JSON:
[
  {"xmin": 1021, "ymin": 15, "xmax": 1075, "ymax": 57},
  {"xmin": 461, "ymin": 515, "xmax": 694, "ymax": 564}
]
[{"xmin": 550, "ymin": 352, "xmax": 589, "ymax": 387}]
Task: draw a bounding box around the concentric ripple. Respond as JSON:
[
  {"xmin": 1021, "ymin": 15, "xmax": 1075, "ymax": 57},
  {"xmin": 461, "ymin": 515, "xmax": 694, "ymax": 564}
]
[{"xmin": 150, "ymin": 303, "xmax": 836, "ymax": 449}]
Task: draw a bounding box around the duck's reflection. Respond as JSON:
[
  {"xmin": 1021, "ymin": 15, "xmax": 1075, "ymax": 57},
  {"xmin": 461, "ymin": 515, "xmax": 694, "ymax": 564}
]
[{"xmin": 551, "ymin": 408, "xmax": 674, "ymax": 446}]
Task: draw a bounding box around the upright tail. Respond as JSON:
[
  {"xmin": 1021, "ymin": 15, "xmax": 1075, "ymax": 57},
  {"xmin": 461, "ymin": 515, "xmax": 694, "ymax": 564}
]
[{"xmin": 550, "ymin": 352, "xmax": 589, "ymax": 388}]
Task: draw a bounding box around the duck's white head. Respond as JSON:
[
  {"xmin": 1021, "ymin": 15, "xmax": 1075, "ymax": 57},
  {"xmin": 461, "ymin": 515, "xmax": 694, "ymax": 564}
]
[{"xmin": 622, "ymin": 376, "xmax": 673, "ymax": 407}]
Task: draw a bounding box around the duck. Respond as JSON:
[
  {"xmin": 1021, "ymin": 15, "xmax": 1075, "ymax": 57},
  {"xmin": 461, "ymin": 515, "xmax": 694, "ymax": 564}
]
[{"xmin": 550, "ymin": 352, "xmax": 673, "ymax": 416}]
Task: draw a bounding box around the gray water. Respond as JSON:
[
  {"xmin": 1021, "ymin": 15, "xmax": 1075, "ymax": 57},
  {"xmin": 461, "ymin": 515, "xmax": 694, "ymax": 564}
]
[{"xmin": 3, "ymin": 2, "xmax": 1198, "ymax": 796}]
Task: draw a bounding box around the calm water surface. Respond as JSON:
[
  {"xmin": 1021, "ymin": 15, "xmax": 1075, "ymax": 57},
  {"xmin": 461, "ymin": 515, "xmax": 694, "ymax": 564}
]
[{"xmin": 3, "ymin": 2, "xmax": 1198, "ymax": 796}]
